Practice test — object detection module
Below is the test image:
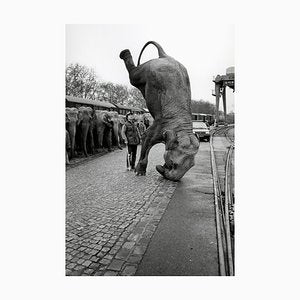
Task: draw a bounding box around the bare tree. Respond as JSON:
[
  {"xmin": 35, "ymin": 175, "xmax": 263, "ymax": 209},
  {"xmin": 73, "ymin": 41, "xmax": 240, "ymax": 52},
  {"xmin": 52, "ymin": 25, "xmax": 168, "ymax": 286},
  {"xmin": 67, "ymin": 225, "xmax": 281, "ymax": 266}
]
[
  {"xmin": 65, "ymin": 63, "xmax": 98, "ymax": 99},
  {"xmin": 128, "ymin": 87, "xmax": 146, "ymax": 108},
  {"xmin": 95, "ymin": 82, "xmax": 129, "ymax": 105},
  {"xmin": 66, "ymin": 63, "xmax": 146, "ymax": 109}
]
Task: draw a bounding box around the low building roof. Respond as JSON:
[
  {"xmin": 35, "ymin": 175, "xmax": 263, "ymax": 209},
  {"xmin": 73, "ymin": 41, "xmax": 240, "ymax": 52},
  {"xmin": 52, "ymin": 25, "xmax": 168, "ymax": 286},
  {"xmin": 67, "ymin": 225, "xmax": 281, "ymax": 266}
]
[
  {"xmin": 66, "ymin": 95, "xmax": 116, "ymax": 109},
  {"xmin": 113, "ymin": 103, "xmax": 132, "ymax": 110},
  {"xmin": 130, "ymin": 107, "xmax": 144, "ymax": 112}
]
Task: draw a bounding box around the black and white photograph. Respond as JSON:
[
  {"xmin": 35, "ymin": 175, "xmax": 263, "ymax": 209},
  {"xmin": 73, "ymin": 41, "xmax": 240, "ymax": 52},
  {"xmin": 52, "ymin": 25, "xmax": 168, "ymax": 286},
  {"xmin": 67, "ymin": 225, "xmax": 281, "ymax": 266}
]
[
  {"xmin": 2, "ymin": 1, "xmax": 300, "ymax": 298},
  {"xmin": 65, "ymin": 24, "xmax": 235, "ymax": 276}
]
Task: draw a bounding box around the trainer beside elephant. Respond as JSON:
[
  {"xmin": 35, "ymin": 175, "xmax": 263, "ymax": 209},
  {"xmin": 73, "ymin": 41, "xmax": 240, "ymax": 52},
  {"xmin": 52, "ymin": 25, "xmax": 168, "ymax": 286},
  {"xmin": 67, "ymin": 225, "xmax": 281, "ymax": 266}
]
[{"xmin": 122, "ymin": 112, "xmax": 141, "ymax": 170}]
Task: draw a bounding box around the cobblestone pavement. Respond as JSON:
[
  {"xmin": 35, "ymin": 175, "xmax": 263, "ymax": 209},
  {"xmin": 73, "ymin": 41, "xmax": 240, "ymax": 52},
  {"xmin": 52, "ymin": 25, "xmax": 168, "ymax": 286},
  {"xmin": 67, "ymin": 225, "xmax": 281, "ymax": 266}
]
[{"xmin": 66, "ymin": 144, "xmax": 177, "ymax": 276}]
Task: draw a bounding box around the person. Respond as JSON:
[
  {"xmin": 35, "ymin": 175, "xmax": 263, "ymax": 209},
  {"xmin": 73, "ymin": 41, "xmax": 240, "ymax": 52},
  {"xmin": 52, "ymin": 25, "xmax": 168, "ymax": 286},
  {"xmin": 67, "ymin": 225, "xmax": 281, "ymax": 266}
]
[
  {"xmin": 121, "ymin": 112, "xmax": 141, "ymax": 171},
  {"xmin": 137, "ymin": 119, "xmax": 146, "ymax": 143},
  {"xmin": 143, "ymin": 114, "xmax": 150, "ymax": 129}
]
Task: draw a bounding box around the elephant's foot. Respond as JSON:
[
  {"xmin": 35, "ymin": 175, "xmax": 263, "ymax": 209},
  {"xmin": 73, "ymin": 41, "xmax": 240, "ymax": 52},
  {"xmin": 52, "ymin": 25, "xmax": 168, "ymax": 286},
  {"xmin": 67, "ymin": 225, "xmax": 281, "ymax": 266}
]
[
  {"xmin": 135, "ymin": 162, "xmax": 147, "ymax": 176},
  {"xmin": 156, "ymin": 165, "xmax": 165, "ymax": 176},
  {"xmin": 119, "ymin": 49, "xmax": 131, "ymax": 60}
]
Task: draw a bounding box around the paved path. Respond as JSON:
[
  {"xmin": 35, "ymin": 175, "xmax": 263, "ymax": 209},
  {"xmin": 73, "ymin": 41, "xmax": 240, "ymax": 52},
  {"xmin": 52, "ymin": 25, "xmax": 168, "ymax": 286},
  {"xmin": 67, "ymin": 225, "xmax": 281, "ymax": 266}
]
[
  {"xmin": 66, "ymin": 144, "xmax": 177, "ymax": 276},
  {"xmin": 136, "ymin": 141, "xmax": 219, "ymax": 275}
]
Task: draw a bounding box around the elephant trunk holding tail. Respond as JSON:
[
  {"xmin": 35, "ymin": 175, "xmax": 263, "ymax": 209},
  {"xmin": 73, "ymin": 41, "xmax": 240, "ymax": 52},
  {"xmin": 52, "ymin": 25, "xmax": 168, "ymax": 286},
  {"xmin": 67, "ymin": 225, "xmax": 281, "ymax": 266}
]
[{"xmin": 120, "ymin": 41, "xmax": 199, "ymax": 181}]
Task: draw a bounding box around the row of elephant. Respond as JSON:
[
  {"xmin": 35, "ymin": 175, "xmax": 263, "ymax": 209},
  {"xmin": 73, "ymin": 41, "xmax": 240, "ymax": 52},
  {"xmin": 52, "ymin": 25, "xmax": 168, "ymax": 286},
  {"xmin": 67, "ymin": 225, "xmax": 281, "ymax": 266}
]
[{"xmin": 65, "ymin": 106, "xmax": 153, "ymax": 163}]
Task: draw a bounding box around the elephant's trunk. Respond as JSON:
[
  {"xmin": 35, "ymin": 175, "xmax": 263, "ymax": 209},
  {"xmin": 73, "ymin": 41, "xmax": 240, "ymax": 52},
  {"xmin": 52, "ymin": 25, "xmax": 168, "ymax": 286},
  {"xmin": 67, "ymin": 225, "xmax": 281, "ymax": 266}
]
[
  {"xmin": 119, "ymin": 49, "xmax": 136, "ymax": 73},
  {"xmin": 81, "ymin": 122, "xmax": 90, "ymax": 157}
]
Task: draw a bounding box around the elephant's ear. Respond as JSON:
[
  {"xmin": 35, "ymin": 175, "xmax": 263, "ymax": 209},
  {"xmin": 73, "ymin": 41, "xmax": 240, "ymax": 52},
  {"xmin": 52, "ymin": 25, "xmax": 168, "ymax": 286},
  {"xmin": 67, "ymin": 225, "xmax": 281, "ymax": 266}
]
[{"xmin": 163, "ymin": 130, "xmax": 178, "ymax": 150}]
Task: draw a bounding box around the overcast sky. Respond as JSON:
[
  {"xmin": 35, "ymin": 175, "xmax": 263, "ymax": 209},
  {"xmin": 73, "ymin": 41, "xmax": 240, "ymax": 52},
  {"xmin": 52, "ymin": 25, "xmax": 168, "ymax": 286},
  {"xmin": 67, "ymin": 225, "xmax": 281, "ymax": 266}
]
[{"xmin": 66, "ymin": 24, "xmax": 234, "ymax": 112}]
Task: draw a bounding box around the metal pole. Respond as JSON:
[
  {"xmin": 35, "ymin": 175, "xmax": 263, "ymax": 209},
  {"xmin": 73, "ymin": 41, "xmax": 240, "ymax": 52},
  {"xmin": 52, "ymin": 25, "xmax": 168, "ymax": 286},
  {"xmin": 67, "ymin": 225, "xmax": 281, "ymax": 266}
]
[
  {"xmin": 222, "ymin": 86, "xmax": 227, "ymax": 124},
  {"xmin": 215, "ymin": 84, "xmax": 220, "ymax": 125}
]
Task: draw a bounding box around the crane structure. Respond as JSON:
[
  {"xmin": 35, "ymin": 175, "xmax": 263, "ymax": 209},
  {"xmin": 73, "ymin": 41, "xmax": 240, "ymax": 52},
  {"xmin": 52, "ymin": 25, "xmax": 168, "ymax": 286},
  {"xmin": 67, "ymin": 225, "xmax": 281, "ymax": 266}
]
[{"xmin": 212, "ymin": 66, "xmax": 235, "ymax": 125}]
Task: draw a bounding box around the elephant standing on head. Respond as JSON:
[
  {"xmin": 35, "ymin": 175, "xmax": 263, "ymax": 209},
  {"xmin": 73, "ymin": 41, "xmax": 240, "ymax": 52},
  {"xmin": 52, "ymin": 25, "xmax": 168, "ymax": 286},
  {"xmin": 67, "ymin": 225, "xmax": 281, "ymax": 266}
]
[
  {"xmin": 120, "ymin": 41, "xmax": 199, "ymax": 181},
  {"xmin": 77, "ymin": 106, "xmax": 95, "ymax": 157},
  {"xmin": 65, "ymin": 107, "xmax": 78, "ymax": 159}
]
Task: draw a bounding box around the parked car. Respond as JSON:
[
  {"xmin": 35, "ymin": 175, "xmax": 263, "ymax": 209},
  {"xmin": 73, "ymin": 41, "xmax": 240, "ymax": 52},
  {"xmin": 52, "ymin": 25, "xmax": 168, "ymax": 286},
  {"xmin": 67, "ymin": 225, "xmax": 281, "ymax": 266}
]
[{"xmin": 192, "ymin": 121, "xmax": 210, "ymax": 141}]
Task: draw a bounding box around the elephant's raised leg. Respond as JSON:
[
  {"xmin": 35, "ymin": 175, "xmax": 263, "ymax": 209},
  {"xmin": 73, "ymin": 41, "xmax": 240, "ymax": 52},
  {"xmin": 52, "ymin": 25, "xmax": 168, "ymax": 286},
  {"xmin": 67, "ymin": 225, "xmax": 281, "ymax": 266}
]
[
  {"xmin": 119, "ymin": 50, "xmax": 147, "ymax": 93},
  {"xmin": 135, "ymin": 121, "xmax": 163, "ymax": 175}
]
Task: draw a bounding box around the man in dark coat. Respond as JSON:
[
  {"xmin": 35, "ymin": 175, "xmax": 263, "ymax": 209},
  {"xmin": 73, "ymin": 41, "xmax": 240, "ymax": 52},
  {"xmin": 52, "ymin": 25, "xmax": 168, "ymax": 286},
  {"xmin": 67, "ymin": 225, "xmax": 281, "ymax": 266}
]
[{"xmin": 121, "ymin": 112, "xmax": 141, "ymax": 171}]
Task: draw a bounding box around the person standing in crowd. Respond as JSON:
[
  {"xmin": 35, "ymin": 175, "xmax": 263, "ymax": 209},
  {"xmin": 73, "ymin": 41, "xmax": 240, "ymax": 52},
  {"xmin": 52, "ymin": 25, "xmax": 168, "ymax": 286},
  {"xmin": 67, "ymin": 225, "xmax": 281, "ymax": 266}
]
[
  {"xmin": 137, "ymin": 119, "xmax": 146, "ymax": 143},
  {"xmin": 143, "ymin": 114, "xmax": 150, "ymax": 129},
  {"xmin": 121, "ymin": 112, "xmax": 141, "ymax": 171}
]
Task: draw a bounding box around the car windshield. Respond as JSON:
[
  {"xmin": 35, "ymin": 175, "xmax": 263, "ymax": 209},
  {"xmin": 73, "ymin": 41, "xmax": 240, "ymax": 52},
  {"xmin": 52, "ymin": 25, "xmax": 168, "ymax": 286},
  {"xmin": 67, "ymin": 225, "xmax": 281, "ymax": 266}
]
[{"xmin": 192, "ymin": 122, "xmax": 208, "ymax": 129}]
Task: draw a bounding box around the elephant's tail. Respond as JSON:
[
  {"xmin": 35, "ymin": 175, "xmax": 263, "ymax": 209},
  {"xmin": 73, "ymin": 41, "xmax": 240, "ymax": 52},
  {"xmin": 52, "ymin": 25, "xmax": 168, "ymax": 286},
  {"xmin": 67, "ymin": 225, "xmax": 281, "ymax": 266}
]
[{"xmin": 137, "ymin": 41, "xmax": 167, "ymax": 66}]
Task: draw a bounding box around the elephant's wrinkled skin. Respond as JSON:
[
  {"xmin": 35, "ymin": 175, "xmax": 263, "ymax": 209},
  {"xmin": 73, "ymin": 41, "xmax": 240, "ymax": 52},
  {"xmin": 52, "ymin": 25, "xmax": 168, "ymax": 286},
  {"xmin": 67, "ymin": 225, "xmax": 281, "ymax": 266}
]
[
  {"xmin": 66, "ymin": 130, "xmax": 71, "ymax": 164},
  {"xmin": 108, "ymin": 111, "xmax": 123, "ymax": 150},
  {"xmin": 120, "ymin": 41, "xmax": 199, "ymax": 181},
  {"xmin": 77, "ymin": 106, "xmax": 95, "ymax": 157},
  {"xmin": 65, "ymin": 107, "xmax": 78, "ymax": 159},
  {"xmin": 94, "ymin": 110, "xmax": 113, "ymax": 150}
]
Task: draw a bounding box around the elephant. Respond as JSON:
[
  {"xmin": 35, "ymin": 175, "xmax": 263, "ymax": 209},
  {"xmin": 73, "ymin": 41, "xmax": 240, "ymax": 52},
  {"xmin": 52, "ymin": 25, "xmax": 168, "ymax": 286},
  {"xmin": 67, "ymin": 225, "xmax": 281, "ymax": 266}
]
[
  {"xmin": 65, "ymin": 107, "xmax": 78, "ymax": 159},
  {"xmin": 66, "ymin": 130, "xmax": 71, "ymax": 164},
  {"xmin": 107, "ymin": 111, "xmax": 123, "ymax": 150},
  {"xmin": 120, "ymin": 41, "xmax": 199, "ymax": 181},
  {"xmin": 77, "ymin": 106, "xmax": 95, "ymax": 157},
  {"xmin": 118, "ymin": 115, "xmax": 126, "ymax": 144},
  {"xmin": 94, "ymin": 110, "xmax": 113, "ymax": 151}
]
